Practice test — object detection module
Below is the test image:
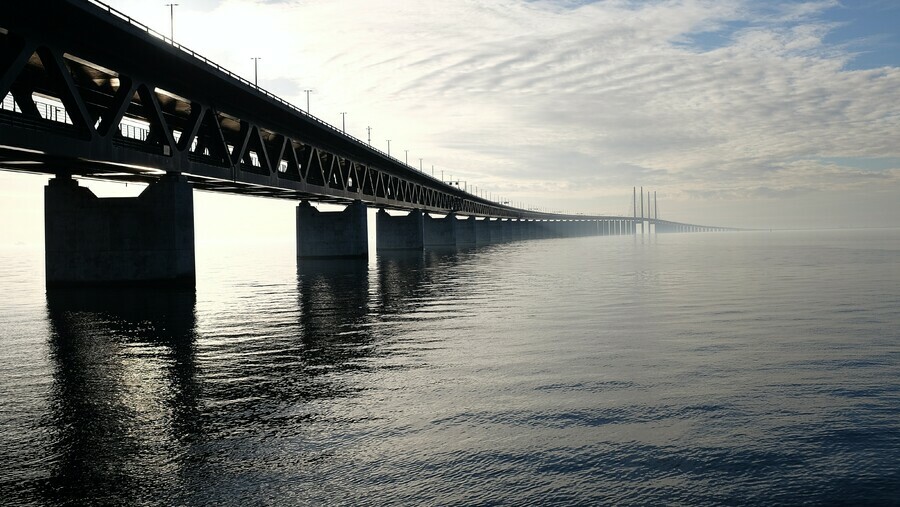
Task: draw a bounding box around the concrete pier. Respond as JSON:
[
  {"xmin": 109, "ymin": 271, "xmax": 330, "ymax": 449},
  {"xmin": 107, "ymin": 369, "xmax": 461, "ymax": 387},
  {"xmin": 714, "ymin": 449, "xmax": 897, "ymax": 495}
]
[
  {"xmin": 423, "ymin": 213, "xmax": 456, "ymax": 248},
  {"xmin": 473, "ymin": 217, "xmax": 492, "ymax": 246},
  {"xmin": 376, "ymin": 208, "xmax": 424, "ymax": 251},
  {"xmin": 508, "ymin": 220, "xmax": 523, "ymax": 242},
  {"xmin": 44, "ymin": 174, "xmax": 195, "ymax": 287},
  {"xmin": 296, "ymin": 200, "xmax": 368, "ymax": 258},
  {"xmin": 454, "ymin": 215, "xmax": 478, "ymax": 247}
]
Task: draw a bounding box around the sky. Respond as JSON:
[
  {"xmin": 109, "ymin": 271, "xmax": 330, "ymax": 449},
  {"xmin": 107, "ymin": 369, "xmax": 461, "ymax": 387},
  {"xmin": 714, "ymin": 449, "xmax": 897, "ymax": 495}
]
[{"xmin": 2, "ymin": 0, "xmax": 900, "ymax": 244}]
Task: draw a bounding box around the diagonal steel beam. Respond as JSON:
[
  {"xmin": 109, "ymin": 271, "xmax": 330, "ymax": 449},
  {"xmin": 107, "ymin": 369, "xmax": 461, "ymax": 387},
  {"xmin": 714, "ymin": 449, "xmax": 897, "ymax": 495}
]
[
  {"xmin": 36, "ymin": 47, "xmax": 95, "ymax": 139},
  {"xmin": 0, "ymin": 36, "xmax": 36, "ymax": 100},
  {"xmin": 135, "ymin": 83, "xmax": 175, "ymax": 151},
  {"xmin": 96, "ymin": 76, "xmax": 135, "ymax": 137},
  {"xmin": 175, "ymin": 101, "xmax": 205, "ymax": 151},
  {"xmin": 250, "ymin": 125, "xmax": 271, "ymax": 174},
  {"xmin": 268, "ymin": 134, "xmax": 287, "ymax": 172},
  {"xmin": 229, "ymin": 120, "xmax": 252, "ymax": 167}
]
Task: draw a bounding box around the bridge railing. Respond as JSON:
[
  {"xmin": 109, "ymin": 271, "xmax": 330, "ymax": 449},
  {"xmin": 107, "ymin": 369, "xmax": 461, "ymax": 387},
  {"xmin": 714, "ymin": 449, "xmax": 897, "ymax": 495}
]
[{"xmin": 83, "ymin": 0, "xmax": 470, "ymax": 197}]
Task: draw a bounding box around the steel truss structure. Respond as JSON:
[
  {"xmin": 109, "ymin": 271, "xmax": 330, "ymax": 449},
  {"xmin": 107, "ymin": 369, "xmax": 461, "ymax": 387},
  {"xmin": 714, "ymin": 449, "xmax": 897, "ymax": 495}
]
[
  {"xmin": 0, "ymin": 0, "xmax": 735, "ymax": 233},
  {"xmin": 0, "ymin": 0, "xmax": 568, "ymax": 219}
]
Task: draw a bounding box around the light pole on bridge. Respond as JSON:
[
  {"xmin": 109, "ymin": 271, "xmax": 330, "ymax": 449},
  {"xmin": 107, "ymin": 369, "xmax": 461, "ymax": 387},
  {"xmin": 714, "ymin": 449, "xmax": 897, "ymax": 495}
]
[
  {"xmin": 419, "ymin": 158, "xmax": 423, "ymax": 172},
  {"xmin": 404, "ymin": 149, "xmax": 408, "ymax": 165},
  {"xmin": 251, "ymin": 57, "xmax": 261, "ymax": 88},
  {"xmin": 303, "ymin": 89, "xmax": 313, "ymax": 113},
  {"xmin": 165, "ymin": 3, "xmax": 178, "ymax": 41},
  {"xmin": 386, "ymin": 140, "xmax": 391, "ymax": 156},
  {"xmin": 340, "ymin": 112, "xmax": 347, "ymax": 133},
  {"xmin": 366, "ymin": 126, "xmax": 372, "ymax": 144}
]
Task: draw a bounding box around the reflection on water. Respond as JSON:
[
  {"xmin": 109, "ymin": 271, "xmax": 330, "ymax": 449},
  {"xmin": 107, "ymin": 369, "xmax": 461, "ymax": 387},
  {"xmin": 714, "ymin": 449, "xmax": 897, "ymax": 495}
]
[
  {"xmin": 43, "ymin": 288, "xmax": 197, "ymax": 505},
  {"xmin": 1, "ymin": 231, "xmax": 899, "ymax": 505},
  {"xmin": 297, "ymin": 258, "xmax": 372, "ymax": 371}
]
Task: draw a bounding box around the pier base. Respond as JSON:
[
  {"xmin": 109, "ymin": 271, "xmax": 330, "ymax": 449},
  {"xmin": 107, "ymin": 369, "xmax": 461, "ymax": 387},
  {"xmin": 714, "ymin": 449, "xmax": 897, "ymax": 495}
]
[
  {"xmin": 424, "ymin": 213, "xmax": 456, "ymax": 248},
  {"xmin": 44, "ymin": 174, "xmax": 195, "ymax": 287},
  {"xmin": 473, "ymin": 218, "xmax": 492, "ymax": 245},
  {"xmin": 296, "ymin": 200, "xmax": 368, "ymax": 259},
  {"xmin": 376, "ymin": 209, "xmax": 424, "ymax": 251}
]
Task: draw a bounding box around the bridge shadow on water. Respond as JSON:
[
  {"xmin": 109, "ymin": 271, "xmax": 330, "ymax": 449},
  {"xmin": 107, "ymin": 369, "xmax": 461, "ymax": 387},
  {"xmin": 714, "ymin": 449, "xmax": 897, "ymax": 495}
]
[{"xmin": 27, "ymin": 250, "xmax": 471, "ymax": 505}]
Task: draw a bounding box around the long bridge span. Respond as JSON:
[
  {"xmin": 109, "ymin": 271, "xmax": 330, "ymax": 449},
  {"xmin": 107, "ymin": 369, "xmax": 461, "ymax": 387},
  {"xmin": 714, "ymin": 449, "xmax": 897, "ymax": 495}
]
[{"xmin": 0, "ymin": 0, "xmax": 733, "ymax": 287}]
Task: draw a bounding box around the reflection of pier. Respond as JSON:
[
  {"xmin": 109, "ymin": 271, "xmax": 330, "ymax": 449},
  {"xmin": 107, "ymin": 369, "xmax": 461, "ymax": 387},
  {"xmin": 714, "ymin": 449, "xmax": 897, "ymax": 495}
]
[
  {"xmin": 43, "ymin": 287, "xmax": 198, "ymax": 505},
  {"xmin": 297, "ymin": 259, "xmax": 373, "ymax": 372},
  {"xmin": 21, "ymin": 248, "xmax": 477, "ymax": 504}
]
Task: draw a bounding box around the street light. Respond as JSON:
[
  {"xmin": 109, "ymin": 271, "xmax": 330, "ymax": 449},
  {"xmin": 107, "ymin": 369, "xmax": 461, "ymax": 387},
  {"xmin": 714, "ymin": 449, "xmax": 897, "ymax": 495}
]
[
  {"xmin": 165, "ymin": 3, "xmax": 178, "ymax": 41},
  {"xmin": 419, "ymin": 158, "xmax": 423, "ymax": 171},
  {"xmin": 404, "ymin": 149, "xmax": 408, "ymax": 165},
  {"xmin": 340, "ymin": 112, "xmax": 347, "ymax": 133},
  {"xmin": 366, "ymin": 126, "xmax": 372, "ymax": 144},
  {"xmin": 303, "ymin": 89, "xmax": 313, "ymax": 113},
  {"xmin": 251, "ymin": 57, "xmax": 261, "ymax": 87},
  {"xmin": 386, "ymin": 139, "xmax": 391, "ymax": 156}
]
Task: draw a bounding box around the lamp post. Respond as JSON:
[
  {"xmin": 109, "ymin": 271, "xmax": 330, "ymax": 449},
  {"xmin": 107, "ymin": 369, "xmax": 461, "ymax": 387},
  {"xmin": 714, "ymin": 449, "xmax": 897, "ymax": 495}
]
[
  {"xmin": 366, "ymin": 126, "xmax": 372, "ymax": 144},
  {"xmin": 303, "ymin": 89, "xmax": 313, "ymax": 113},
  {"xmin": 340, "ymin": 112, "xmax": 346, "ymax": 133},
  {"xmin": 404, "ymin": 149, "xmax": 408, "ymax": 165},
  {"xmin": 386, "ymin": 140, "xmax": 391, "ymax": 156},
  {"xmin": 251, "ymin": 57, "xmax": 261, "ymax": 87},
  {"xmin": 165, "ymin": 3, "xmax": 178, "ymax": 41}
]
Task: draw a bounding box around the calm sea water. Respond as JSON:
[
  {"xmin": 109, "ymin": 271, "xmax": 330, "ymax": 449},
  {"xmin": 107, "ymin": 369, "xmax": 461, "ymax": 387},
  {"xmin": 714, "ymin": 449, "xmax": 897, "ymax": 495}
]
[{"xmin": 1, "ymin": 229, "xmax": 899, "ymax": 505}]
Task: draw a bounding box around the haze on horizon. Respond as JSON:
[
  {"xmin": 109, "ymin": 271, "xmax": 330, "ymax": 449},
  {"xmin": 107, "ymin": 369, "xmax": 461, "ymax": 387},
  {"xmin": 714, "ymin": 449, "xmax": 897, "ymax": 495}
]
[{"xmin": 2, "ymin": 0, "xmax": 899, "ymax": 244}]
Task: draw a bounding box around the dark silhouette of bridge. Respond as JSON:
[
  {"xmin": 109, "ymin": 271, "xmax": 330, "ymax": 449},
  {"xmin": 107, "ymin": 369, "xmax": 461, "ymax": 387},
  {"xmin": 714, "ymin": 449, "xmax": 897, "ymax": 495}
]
[{"xmin": 0, "ymin": 0, "xmax": 734, "ymax": 287}]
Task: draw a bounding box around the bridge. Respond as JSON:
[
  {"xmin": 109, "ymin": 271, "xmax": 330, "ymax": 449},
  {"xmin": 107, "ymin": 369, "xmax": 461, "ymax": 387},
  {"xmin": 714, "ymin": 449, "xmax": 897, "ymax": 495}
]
[{"xmin": 0, "ymin": 0, "xmax": 733, "ymax": 287}]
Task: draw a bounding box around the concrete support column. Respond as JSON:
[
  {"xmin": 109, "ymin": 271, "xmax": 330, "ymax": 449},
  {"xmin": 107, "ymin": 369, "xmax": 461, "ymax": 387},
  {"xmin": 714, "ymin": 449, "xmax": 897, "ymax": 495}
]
[
  {"xmin": 520, "ymin": 220, "xmax": 532, "ymax": 240},
  {"xmin": 582, "ymin": 221, "xmax": 592, "ymax": 236},
  {"xmin": 45, "ymin": 174, "xmax": 195, "ymax": 287},
  {"xmin": 530, "ymin": 221, "xmax": 541, "ymax": 239},
  {"xmin": 510, "ymin": 220, "xmax": 524, "ymax": 241},
  {"xmin": 473, "ymin": 218, "xmax": 492, "ymax": 245},
  {"xmin": 424, "ymin": 213, "xmax": 457, "ymax": 248},
  {"xmin": 376, "ymin": 208, "xmax": 424, "ymax": 251},
  {"xmin": 498, "ymin": 219, "xmax": 512, "ymax": 242},
  {"xmin": 454, "ymin": 215, "xmax": 477, "ymax": 247},
  {"xmin": 488, "ymin": 218, "xmax": 503, "ymax": 242},
  {"xmin": 524, "ymin": 220, "xmax": 536, "ymax": 240},
  {"xmin": 296, "ymin": 200, "xmax": 368, "ymax": 259}
]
